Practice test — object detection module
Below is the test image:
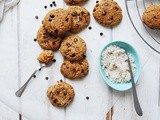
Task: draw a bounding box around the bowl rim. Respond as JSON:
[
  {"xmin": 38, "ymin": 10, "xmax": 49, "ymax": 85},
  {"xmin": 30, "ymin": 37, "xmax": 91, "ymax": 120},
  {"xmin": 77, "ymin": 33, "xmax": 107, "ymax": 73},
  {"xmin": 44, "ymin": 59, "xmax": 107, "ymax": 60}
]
[{"xmin": 99, "ymin": 40, "xmax": 141, "ymax": 91}]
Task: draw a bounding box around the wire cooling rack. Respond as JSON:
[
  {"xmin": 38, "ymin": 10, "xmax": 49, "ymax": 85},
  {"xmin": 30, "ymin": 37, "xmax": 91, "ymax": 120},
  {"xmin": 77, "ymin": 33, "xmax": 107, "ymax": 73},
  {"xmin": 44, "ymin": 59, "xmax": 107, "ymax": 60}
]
[{"xmin": 125, "ymin": 0, "xmax": 160, "ymax": 54}]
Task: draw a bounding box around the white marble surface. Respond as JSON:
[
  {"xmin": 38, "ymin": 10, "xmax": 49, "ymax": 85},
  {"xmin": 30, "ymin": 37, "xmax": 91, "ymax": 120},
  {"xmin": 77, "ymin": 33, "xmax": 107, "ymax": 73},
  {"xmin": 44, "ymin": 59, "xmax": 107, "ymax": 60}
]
[{"xmin": 0, "ymin": 0, "xmax": 160, "ymax": 120}]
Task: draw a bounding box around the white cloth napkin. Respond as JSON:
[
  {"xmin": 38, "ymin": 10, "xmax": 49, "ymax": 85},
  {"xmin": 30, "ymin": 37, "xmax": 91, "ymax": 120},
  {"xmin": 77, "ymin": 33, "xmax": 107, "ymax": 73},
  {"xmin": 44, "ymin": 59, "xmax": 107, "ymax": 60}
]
[{"xmin": 0, "ymin": 0, "xmax": 20, "ymax": 22}]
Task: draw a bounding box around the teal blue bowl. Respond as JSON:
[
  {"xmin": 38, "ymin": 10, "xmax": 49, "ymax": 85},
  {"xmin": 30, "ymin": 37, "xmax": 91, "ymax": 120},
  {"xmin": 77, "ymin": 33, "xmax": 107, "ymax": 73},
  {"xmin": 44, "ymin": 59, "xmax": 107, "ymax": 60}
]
[{"xmin": 99, "ymin": 41, "xmax": 141, "ymax": 91}]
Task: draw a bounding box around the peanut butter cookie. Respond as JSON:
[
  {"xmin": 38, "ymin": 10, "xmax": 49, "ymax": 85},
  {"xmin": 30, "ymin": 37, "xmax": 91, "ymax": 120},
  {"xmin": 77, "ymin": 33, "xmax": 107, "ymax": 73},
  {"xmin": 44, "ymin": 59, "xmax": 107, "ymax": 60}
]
[
  {"xmin": 142, "ymin": 5, "xmax": 160, "ymax": 29},
  {"xmin": 43, "ymin": 9, "xmax": 72, "ymax": 36},
  {"xmin": 47, "ymin": 81, "xmax": 75, "ymax": 107},
  {"xmin": 59, "ymin": 35, "xmax": 86, "ymax": 61},
  {"xmin": 61, "ymin": 59, "xmax": 89, "ymax": 80},
  {"xmin": 37, "ymin": 26, "xmax": 62, "ymax": 51},
  {"xmin": 93, "ymin": 0, "xmax": 122, "ymax": 26},
  {"xmin": 67, "ymin": 6, "xmax": 90, "ymax": 33}
]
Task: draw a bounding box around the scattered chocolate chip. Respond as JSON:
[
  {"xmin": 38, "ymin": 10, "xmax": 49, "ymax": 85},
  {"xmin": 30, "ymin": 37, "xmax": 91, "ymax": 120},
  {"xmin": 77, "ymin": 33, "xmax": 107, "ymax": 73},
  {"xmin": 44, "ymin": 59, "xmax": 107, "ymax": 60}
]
[
  {"xmin": 33, "ymin": 75, "xmax": 36, "ymax": 78},
  {"xmin": 45, "ymin": 77, "xmax": 49, "ymax": 80},
  {"xmin": 71, "ymin": 54, "xmax": 75, "ymax": 57},
  {"xmin": 35, "ymin": 16, "xmax": 38, "ymax": 19},
  {"xmin": 50, "ymin": 14, "xmax": 55, "ymax": 18},
  {"xmin": 44, "ymin": 6, "xmax": 47, "ymax": 9},
  {"xmin": 53, "ymin": 59, "xmax": 56, "ymax": 62},
  {"xmin": 60, "ymin": 79, "xmax": 63, "ymax": 82},
  {"xmin": 100, "ymin": 32, "xmax": 103, "ymax": 36},
  {"xmin": 34, "ymin": 38, "xmax": 37, "ymax": 42},
  {"xmin": 96, "ymin": 1, "xmax": 99, "ymax": 3},
  {"xmin": 50, "ymin": 4, "xmax": 53, "ymax": 7},
  {"xmin": 52, "ymin": 1, "xmax": 55, "ymax": 4},
  {"xmin": 104, "ymin": 2, "xmax": 108, "ymax": 6},
  {"xmin": 88, "ymin": 26, "xmax": 92, "ymax": 30},
  {"xmin": 83, "ymin": 55, "xmax": 86, "ymax": 58},
  {"xmin": 53, "ymin": 3, "xmax": 57, "ymax": 7},
  {"xmin": 86, "ymin": 96, "xmax": 89, "ymax": 100},
  {"xmin": 72, "ymin": 11, "xmax": 77, "ymax": 16},
  {"xmin": 102, "ymin": 11, "xmax": 106, "ymax": 15},
  {"xmin": 39, "ymin": 68, "xmax": 41, "ymax": 71}
]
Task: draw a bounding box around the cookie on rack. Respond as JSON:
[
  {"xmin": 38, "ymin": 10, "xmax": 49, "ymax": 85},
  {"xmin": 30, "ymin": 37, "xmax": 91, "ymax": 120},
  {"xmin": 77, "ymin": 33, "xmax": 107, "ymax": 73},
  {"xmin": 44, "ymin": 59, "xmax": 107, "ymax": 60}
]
[
  {"xmin": 59, "ymin": 35, "xmax": 86, "ymax": 61},
  {"xmin": 61, "ymin": 59, "xmax": 89, "ymax": 79},
  {"xmin": 93, "ymin": 0, "xmax": 122, "ymax": 26},
  {"xmin": 64, "ymin": 0, "xmax": 88, "ymax": 5},
  {"xmin": 47, "ymin": 81, "xmax": 75, "ymax": 107},
  {"xmin": 37, "ymin": 50, "xmax": 54, "ymax": 64},
  {"xmin": 37, "ymin": 26, "xmax": 63, "ymax": 51},
  {"xmin": 67, "ymin": 6, "xmax": 90, "ymax": 33},
  {"xmin": 43, "ymin": 8, "xmax": 72, "ymax": 36},
  {"xmin": 142, "ymin": 5, "xmax": 160, "ymax": 29}
]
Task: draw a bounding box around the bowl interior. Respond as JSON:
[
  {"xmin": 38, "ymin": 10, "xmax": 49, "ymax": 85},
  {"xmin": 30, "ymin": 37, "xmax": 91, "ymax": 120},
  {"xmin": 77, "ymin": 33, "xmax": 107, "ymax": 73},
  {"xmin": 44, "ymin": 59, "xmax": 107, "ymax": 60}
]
[{"xmin": 99, "ymin": 41, "xmax": 141, "ymax": 91}]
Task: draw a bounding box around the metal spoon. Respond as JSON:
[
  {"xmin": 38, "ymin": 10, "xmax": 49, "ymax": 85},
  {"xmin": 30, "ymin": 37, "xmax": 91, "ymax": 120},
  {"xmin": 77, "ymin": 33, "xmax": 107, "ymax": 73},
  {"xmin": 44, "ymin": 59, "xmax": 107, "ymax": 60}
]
[
  {"xmin": 15, "ymin": 63, "xmax": 46, "ymax": 97},
  {"xmin": 126, "ymin": 52, "xmax": 143, "ymax": 116}
]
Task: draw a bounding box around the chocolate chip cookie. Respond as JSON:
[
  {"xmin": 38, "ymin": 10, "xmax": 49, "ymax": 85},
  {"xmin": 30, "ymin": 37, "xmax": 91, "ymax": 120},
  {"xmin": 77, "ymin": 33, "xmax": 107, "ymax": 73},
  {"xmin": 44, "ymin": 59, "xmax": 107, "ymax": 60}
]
[
  {"xmin": 142, "ymin": 5, "xmax": 160, "ymax": 29},
  {"xmin": 61, "ymin": 59, "xmax": 89, "ymax": 79},
  {"xmin": 37, "ymin": 50, "xmax": 54, "ymax": 64},
  {"xmin": 37, "ymin": 26, "xmax": 63, "ymax": 51},
  {"xmin": 67, "ymin": 6, "xmax": 90, "ymax": 33},
  {"xmin": 93, "ymin": 0, "xmax": 122, "ymax": 26},
  {"xmin": 59, "ymin": 35, "xmax": 86, "ymax": 61},
  {"xmin": 47, "ymin": 81, "xmax": 75, "ymax": 107},
  {"xmin": 43, "ymin": 9, "xmax": 72, "ymax": 36},
  {"xmin": 64, "ymin": 0, "xmax": 88, "ymax": 5}
]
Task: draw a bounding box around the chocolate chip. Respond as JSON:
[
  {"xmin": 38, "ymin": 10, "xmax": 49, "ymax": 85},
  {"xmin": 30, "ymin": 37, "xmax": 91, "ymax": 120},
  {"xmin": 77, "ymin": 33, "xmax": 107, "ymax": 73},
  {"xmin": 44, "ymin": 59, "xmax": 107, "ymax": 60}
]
[
  {"xmin": 53, "ymin": 59, "xmax": 56, "ymax": 62},
  {"xmin": 96, "ymin": 1, "xmax": 99, "ymax": 3},
  {"xmin": 60, "ymin": 79, "xmax": 63, "ymax": 82},
  {"xmin": 83, "ymin": 55, "xmax": 86, "ymax": 58},
  {"xmin": 86, "ymin": 96, "xmax": 89, "ymax": 100},
  {"xmin": 50, "ymin": 14, "xmax": 55, "ymax": 18},
  {"xmin": 50, "ymin": 4, "xmax": 53, "ymax": 7},
  {"xmin": 72, "ymin": 11, "xmax": 77, "ymax": 16},
  {"xmin": 66, "ymin": 43, "xmax": 70, "ymax": 46},
  {"xmin": 54, "ymin": 29, "xmax": 58, "ymax": 34},
  {"xmin": 71, "ymin": 54, "xmax": 75, "ymax": 57},
  {"xmin": 53, "ymin": 3, "xmax": 57, "ymax": 7},
  {"xmin": 34, "ymin": 38, "xmax": 37, "ymax": 42},
  {"xmin": 52, "ymin": 1, "xmax": 55, "ymax": 4},
  {"xmin": 63, "ymin": 90, "xmax": 67, "ymax": 95},
  {"xmin": 39, "ymin": 68, "xmax": 41, "ymax": 71},
  {"xmin": 88, "ymin": 26, "xmax": 92, "ymax": 30},
  {"xmin": 45, "ymin": 77, "xmax": 49, "ymax": 80},
  {"xmin": 102, "ymin": 11, "xmax": 106, "ymax": 16},
  {"xmin": 52, "ymin": 42, "xmax": 55, "ymax": 45},
  {"xmin": 74, "ymin": 38, "xmax": 78, "ymax": 43},
  {"xmin": 65, "ymin": 17, "xmax": 68, "ymax": 22},
  {"xmin": 53, "ymin": 99, "xmax": 58, "ymax": 103},
  {"xmin": 35, "ymin": 16, "xmax": 38, "ymax": 19},
  {"xmin": 81, "ymin": 11, "xmax": 85, "ymax": 14},
  {"xmin": 100, "ymin": 32, "xmax": 103, "ymax": 36},
  {"xmin": 44, "ymin": 6, "xmax": 47, "ymax": 9},
  {"xmin": 93, "ymin": 9, "xmax": 96, "ymax": 12},
  {"xmin": 33, "ymin": 75, "xmax": 36, "ymax": 78},
  {"xmin": 79, "ymin": 61, "xmax": 82, "ymax": 65},
  {"xmin": 110, "ymin": 16, "xmax": 113, "ymax": 20},
  {"xmin": 48, "ymin": 18, "xmax": 52, "ymax": 22},
  {"xmin": 81, "ymin": 69, "xmax": 84, "ymax": 73}
]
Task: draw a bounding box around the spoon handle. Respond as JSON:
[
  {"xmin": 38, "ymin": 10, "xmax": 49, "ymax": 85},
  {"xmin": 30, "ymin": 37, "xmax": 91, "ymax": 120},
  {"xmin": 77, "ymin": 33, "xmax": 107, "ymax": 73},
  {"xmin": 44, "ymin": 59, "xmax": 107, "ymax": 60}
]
[
  {"xmin": 126, "ymin": 53, "xmax": 143, "ymax": 116},
  {"xmin": 15, "ymin": 69, "xmax": 38, "ymax": 97}
]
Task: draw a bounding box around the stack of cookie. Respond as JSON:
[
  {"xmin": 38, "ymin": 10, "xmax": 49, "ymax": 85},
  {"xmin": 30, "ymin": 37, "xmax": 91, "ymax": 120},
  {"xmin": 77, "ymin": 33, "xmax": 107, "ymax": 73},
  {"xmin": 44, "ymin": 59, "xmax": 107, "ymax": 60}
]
[{"xmin": 59, "ymin": 35, "xmax": 89, "ymax": 80}]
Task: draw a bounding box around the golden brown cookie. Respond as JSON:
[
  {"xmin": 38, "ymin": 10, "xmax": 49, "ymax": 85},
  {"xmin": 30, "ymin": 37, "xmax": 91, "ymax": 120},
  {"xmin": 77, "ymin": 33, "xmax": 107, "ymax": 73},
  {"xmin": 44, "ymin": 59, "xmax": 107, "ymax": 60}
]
[
  {"xmin": 47, "ymin": 81, "xmax": 75, "ymax": 107},
  {"xmin": 67, "ymin": 6, "xmax": 90, "ymax": 33},
  {"xmin": 37, "ymin": 50, "xmax": 54, "ymax": 64},
  {"xmin": 61, "ymin": 59, "xmax": 89, "ymax": 80},
  {"xmin": 93, "ymin": 0, "xmax": 122, "ymax": 26},
  {"xmin": 142, "ymin": 5, "xmax": 160, "ymax": 29},
  {"xmin": 43, "ymin": 9, "xmax": 72, "ymax": 36},
  {"xmin": 37, "ymin": 26, "xmax": 63, "ymax": 51},
  {"xmin": 59, "ymin": 35, "xmax": 86, "ymax": 61},
  {"xmin": 64, "ymin": 0, "xmax": 88, "ymax": 5}
]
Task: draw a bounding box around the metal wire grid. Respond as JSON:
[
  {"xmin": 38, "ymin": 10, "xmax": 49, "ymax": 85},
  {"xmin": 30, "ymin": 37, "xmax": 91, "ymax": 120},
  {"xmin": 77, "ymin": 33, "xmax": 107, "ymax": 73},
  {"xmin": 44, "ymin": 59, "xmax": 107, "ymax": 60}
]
[{"xmin": 125, "ymin": 0, "xmax": 160, "ymax": 54}]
